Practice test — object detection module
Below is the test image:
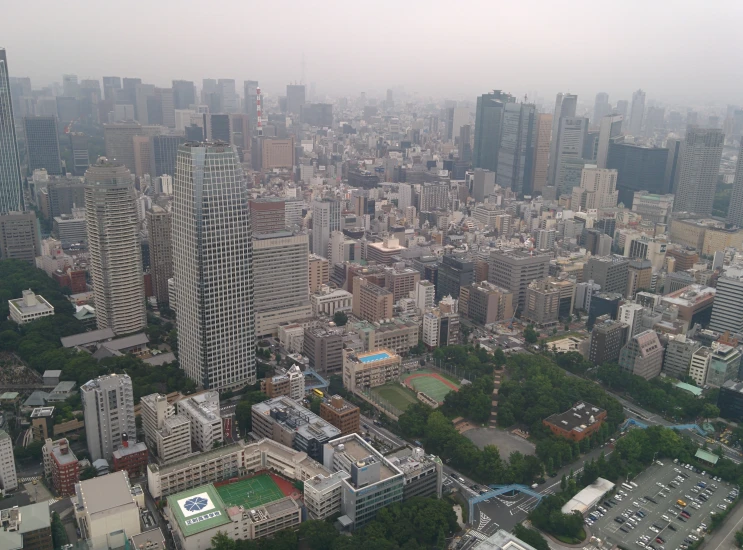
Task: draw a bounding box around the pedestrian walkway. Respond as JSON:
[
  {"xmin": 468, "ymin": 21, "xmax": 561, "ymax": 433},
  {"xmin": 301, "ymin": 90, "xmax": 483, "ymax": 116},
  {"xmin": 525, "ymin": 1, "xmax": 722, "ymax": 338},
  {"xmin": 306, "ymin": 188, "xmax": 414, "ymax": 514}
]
[
  {"xmin": 489, "ymin": 370, "xmax": 502, "ymax": 428},
  {"xmin": 19, "ymin": 476, "xmax": 40, "ymax": 483}
]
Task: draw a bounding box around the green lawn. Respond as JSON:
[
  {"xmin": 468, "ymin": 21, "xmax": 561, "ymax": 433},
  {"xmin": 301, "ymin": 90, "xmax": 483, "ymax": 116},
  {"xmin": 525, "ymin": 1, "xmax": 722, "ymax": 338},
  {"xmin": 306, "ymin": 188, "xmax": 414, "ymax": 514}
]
[{"xmin": 371, "ymin": 383, "xmax": 419, "ymax": 411}]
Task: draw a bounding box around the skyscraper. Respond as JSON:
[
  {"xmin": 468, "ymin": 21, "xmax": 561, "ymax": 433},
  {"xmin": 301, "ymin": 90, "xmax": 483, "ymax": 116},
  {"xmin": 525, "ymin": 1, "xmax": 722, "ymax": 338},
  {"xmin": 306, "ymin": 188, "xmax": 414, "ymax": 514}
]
[
  {"xmin": 0, "ymin": 49, "xmax": 23, "ymax": 213},
  {"xmin": 547, "ymin": 93, "xmax": 577, "ymax": 186},
  {"xmin": 673, "ymin": 126, "xmax": 724, "ymax": 216},
  {"xmin": 596, "ymin": 114, "xmax": 623, "ymax": 169},
  {"xmin": 173, "ymin": 142, "xmax": 256, "ymax": 390},
  {"xmin": 552, "ymin": 116, "xmax": 588, "ymax": 193},
  {"xmin": 571, "ymin": 166, "xmax": 619, "ymax": 210},
  {"xmin": 23, "ymin": 116, "xmax": 62, "ymax": 175},
  {"xmin": 151, "ymin": 135, "xmax": 184, "ymax": 177},
  {"xmin": 244, "ymin": 80, "xmax": 259, "ymax": 131},
  {"xmin": 81, "ymin": 373, "xmax": 136, "ymax": 462},
  {"xmin": 473, "ymin": 90, "xmax": 515, "ymax": 173},
  {"xmin": 628, "ymin": 89, "xmax": 646, "ymax": 136},
  {"xmin": 311, "ymin": 198, "xmax": 340, "ymax": 257},
  {"xmin": 458, "ymin": 124, "xmax": 472, "ymax": 164},
  {"xmin": 593, "ymin": 92, "xmax": 610, "ymax": 126},
  {"xmin": 69, "ymin": 133, "xmax": 90, "ymax": 176},
  {"xmin": 146, "ymin": 207, "xmax": 172, "ymax": 304},
  {"xmin": 172, "ymin": 80, "xmax": 196, "ymax": 110},
  {"xmin": 606, "ymin": 140, "xmax": 669, "ymax": 207},
  {"xmin": 84, "ymin": 158, "xmax": 146, "ymax": 335},
  {"xmin": 531, "ymin": 113, "xmax": 552, "ymax": 194},
  {"xmin": 286, "ymin": 84, "xmax": 306, "ymax": 115},
  {"xmin": 709, "ymin": 265, "xmax": 743, "ymax": 335},
  {"xmin": 497, "ymin": 102, "xmax": 537, "ymax": 195},
  {"xmin": 727, "ymin": 142, "xmax": 743, "ymax": 227}
]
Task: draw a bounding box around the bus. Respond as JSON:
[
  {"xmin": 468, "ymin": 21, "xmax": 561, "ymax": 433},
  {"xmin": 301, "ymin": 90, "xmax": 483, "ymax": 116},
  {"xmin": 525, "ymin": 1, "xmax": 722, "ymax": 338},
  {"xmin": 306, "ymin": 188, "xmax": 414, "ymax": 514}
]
[{"xmin": 312, "ymin": 389, "xmax": 324, "ymax": 398}]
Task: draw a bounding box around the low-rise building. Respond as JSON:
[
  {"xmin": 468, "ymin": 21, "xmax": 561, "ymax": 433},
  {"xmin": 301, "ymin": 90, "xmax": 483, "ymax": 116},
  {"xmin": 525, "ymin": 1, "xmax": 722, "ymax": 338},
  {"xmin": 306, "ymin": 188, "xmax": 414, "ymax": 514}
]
[
  {"xmin": 30, "ymin": 407, "xmax": 55, "ymax": 441},
  {"xmin": 278, "ymin": 323, "xmax": 305, "ymax": 354},
  {"xmin": 689, "ymin": 346, "xmax": 712, "ymax": 386},
  {"xmin": 303, "ymin": 326, "xmax": 344, "ymax": 374},
  {"xmin": 112, "ymin": 438, "xmax": 149, "ymax": 478},
  {"xmin": 348, "ymin": 317, "xmax": 420, "ymax": 355},
  {"xmin": 260, "ymin": 365, "xmax": 305, "ymax": 400},
  {"xmin": 618, "ymin": 329, "xmax": 664, "ymax": 380},
  {"xmin": 523, "ymin": 278, "xmax": 560, "ymax": 327},
  {"xmin": 156, "ymin": 415, "xmax": 193, "ymax": 464},
  {"xmin": 8, "ymin": 290, "xmax": 54, "ymax": 325},
  {"xmin": 343, "ymin": 349, "xmax": 402, "ymax": 393},
  {"xmin": 706, "ymin": 343, "xmax": 742, "ymax": 388},
  {"xmin": 0, "ymin": 502, "xmax": 53, "ymax": 550},
  {"xmin": 387, "ymin": 446, "xmax": 443, "ymax": 499},
  {"xmin": 42, "ymin": 437, "xmax": 79, "ymax": 496},
  {"xmin": 310, "ymin": 286, "xmax": 353, "ymax": 317},
  {"xmin": 129, "ymin": 528, "xmax": 166, "ymax": 550},
  {"xmin": 458, "ymin": 281, "xmax": 514, "ymax": 325},
  {"xmin": 74, "ymin": 471, "xmax": 142, "ymax": 544},
  {"xmin": 543, "ymin": 402, "xmax": 607, "ymax": 442},
  {"xmin": 252, "ymin": 397, "xmax": 341, "ymax": 461},
  {"xmin": 320, "ymin": 396, "xmax": 360, "ymax": 436}
]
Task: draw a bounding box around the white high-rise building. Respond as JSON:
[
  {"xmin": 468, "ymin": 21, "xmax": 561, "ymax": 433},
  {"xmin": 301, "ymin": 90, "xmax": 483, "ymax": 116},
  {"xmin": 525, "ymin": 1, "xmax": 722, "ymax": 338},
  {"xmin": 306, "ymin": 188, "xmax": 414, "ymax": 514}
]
[
  {"xmin": 596, "ymin": 114, "xmax": 623, "ymax": 169},
  {"xmin": 81, "ymin": 374, "xmax": 136, "ymax": 462},
  {"xmin": 619, "ymin": 303, "xmax": 645, "ymax": 343},
  {"xmin": 0, "ymin": 430, "xmax": 17, "ymax": 492},
  {"xmin": 84, "ymin": 158, "xmax": 146, "ymax": 335},
  {"xmin": 398, "ymin": 183, "xmax": 414, "ymax": 210},
  {"xmin": 413, "ymin": 280, "xmax": 435, "ymax": 314},
  {"xmin": 571, "ymin": 166, "xmax": 619, "ymax": 211},
  {"xmin": 140, "ymin": 393, "xmax": 175, "ymax": 451},
  {"xmin": 709, "ymin": 265, "xmax": 743, "ymax": 335},
  {"xmin": 311, "ymin": 198, "xmax": 340, "ymax": 258},
  {"xmin": 173, "ymin": 142, "xmax": 256, "ymax": 390},
  {"xmin": 176, "ymin": 392, "xmax": 223, "ymax": 452}
]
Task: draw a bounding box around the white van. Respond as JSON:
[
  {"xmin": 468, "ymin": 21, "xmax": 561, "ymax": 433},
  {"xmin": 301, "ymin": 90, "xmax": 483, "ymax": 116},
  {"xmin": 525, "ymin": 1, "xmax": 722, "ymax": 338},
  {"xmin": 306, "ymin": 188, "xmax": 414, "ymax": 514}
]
[{"xmin": 630, "ymin": 482, "xmax": 639, "ymax": 488}]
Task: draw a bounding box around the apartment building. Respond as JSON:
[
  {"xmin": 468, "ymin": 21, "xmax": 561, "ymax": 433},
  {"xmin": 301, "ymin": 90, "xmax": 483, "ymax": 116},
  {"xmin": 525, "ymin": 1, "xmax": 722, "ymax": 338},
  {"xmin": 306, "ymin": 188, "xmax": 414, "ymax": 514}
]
[
  {"xmin": 343, "ymin": 349, "xmax": 402, "ymax": 393},
  {"xmin": 320, "ymin": 396, "xmax": 360, "ymax": 436},
  {"xmin": 177, "ymin": 392, "xmax": 223, "ymax": 452}
]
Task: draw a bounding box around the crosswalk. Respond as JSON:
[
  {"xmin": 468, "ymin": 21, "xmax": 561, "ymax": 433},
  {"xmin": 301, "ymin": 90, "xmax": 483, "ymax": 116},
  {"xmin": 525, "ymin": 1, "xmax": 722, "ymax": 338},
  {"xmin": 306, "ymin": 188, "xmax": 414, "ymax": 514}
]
[
  {"xmin": 47, "ymin": 497, "xmax": 62, "ymax": 506},
  {"xmin": 477, "ymin": 512, "xmax": 491, "ymax": 531},
  {"xmin": 470, "ymin": 530, "xmax": 488, "ymax": 541},
  {"xmin": 19, "ymin": 476, "xmax": 41, "ymax": 483}
]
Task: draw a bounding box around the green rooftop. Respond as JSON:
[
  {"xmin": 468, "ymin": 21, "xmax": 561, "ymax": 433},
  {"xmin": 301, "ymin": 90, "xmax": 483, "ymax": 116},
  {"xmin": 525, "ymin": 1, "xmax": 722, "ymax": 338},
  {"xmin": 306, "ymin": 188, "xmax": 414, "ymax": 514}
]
[
  {"xmin": 675, "ymin": 382, "xmax": 703, "ymax": 397},
  {"xmin": 695, "ymin": 448, "xmax": 719, "ymax": 465},
  {"xmin": 166, "ymin": 484, "xmax": 230, "ymax": 537}
]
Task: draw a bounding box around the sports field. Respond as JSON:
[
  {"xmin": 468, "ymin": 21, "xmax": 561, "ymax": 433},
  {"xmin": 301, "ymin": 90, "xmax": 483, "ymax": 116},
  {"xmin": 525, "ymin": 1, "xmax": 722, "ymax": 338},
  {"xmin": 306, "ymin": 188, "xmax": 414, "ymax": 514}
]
[
  {"xmin": 371, "ymin": 383, "xmax": 419, "ymax": 411},
  {"xmin": 215, "ymin": 474, "xmax": 285, "ymax": 509},
  {"xmin": 403, "ymin": 369, "xmax": 460, "ymax": 403}
]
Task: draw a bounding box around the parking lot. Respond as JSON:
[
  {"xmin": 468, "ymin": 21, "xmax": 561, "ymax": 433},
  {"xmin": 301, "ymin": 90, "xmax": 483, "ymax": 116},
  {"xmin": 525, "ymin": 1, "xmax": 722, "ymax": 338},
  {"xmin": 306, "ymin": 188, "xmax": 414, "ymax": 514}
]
[{"xmin": 588, "ymin": 461, "xmax": 738, "ymax": 550}]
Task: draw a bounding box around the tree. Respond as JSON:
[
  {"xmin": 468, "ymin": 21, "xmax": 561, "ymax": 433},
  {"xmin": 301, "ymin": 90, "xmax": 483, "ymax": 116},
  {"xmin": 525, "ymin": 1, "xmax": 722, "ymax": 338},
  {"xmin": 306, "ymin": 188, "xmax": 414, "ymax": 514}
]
[
  {"xmin": 524, "ymin": 325, "xmax": 538, "ymax": 344},
  {"xmin": 735, "ymin": 530, "xmax": 743, "ymax": 548},
  {"xmin": 298, "ymin": 519, "xmax": 338, "ymax": 548},
  {"xmin": 333, "ymin": 311, "xmax": 348, "ymax": 326},
  {"xmin": 51, "ymin": 512, "xmax": 68, "ymax": 549},
  {"xmin": 513, "ymin": 524, "xmax": 550, "ymax": 550},
  {"xmin": 80, "ymin": 465, "xmax": 97, "ymax": 480},
  {"xmin": 702, "ymin": 403, "xmax": 720, "ymax": 420},
  {"xmin": 309, "ymin": 396, "xmax": 321, "ymax": 414}
]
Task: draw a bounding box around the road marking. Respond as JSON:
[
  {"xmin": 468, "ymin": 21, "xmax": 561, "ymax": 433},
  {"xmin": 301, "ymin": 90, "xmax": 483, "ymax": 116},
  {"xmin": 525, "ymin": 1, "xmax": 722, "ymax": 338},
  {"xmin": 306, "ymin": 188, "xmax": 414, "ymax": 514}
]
[{"xmin": 478, "ymin": 512, "xmax": 491, "ymax": 531}]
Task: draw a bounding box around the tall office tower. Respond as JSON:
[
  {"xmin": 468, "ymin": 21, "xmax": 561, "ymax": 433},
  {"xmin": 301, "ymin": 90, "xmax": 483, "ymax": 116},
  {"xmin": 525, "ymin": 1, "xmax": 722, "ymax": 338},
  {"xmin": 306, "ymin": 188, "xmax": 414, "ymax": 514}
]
[
  {"xmin": 673, "ymin": 126, "xmax": 725, "ymax": 216},
  {"xmin": 81, "ymin": 373, "xmax": 136, "ymax": 462},
  {"xmin": 645, "ymin": 106, "xmax": 665, "ymax": 137},
  {"xmin": 253, "ymin": 232, "xmax": 312, "ymax": 337},
  {"xmin": 0, "ymin": 211, "xmax": 40, "ymax": 263},
  {"xmin": 593, "ymin": 93, "xmax": 610, "ymax": 126},
  {"xmin": 84, "ymin": 158, "xmax": 146, "ymax": 334},
  {"xmin": 606, "ymin": 141, "xmax": 669, "ymax": 207},
  {"xmin": 596, "ymin": 114, "xmax": 623, "ymax": 169},
  {"xmin": 133, "ymin": 135, "xmax": 153, "ymax": 177},
  {"xmin": 154, "ymin": 87, "xmax": 175, "ymax": 127},
  {"xmin": 204, "ymin": 113, "xmax": 231, "ymax": 143},
  {"xmin": 398, "ymin": 182, "xmax": 414, "ymax": 210},
  {"xmin": 709, "ymin": 265, "xmax": 743, "ymax": 334},
  {"xmin": 102, "ymin": 76, "xmax": 122, "ymax": 101},
  {"xmin": 62, "ymin": 74, "xmax": 79, "ymax": 97},
  {"xmin": 547, "ymin": 93, "xmax": 577, "ymax": 185},
  {"xmin": 146, "ymin": 207, "xmax": 172, "ymax": 304},
  {"xmin": 664, "ymin": 137, "xmax": 683, "ymax": 194},
  {"xmin": 473, "ymin": 90, "xmax": 515, "ymax": 173},
  {"xmin": 244, "ymin": 80, "xmax": 259, "ymax": 131},
  {"xmin": 628, "ymin": 89, "xmax": 646, "ymax": 136},
  {"xmin": 286, "ymin": 84, "xmax": 306, "ymax": 115},
  {"xmin": 571, "ymin": 165, "xmax": 619, "ymax": 210},
  {"xmin": 103, "ymin": 122, "xmax": 143, "ymax": 173},
  {"xmin": 173, "ymin": 142, "xmax": 256, "ymax": 390},
  {"xmin": 172, "ymin": 80, "xmax": 195, "ymax": 110},
  {"xmin": 218, "ymin": 79, "xmax": 238, "ymax": 113},
  {"xmin": 311, "ymin": 198, "xmax": 340, "ymax": 257},
  {"xmin": 23, "ymin": 116, "xmax": 62, "ymax": 175},
  {"xmin": 531, "ymin": 113, "xmax": 552, "ymax": 194},
  {"xmin": 0, "ymin": 49, "xmax": 23, "ymax": 213},
  {"xmin": 69, "ymin": 133, "xmax": 90, "ymax": 176},
  {"xmin": 497, "ymin": 103, "xmax": 537, "ymax": 195},
  {"xmin": 727, "ymin": 143, "xmax": 743, "ymax": 227},
  {"xmin": 0, "ymin": 430, "xmax": 17, "ymax": 492},
  {"xmin": 133, "ymin": 83, "xmax": 155, "ymax": 124},
  {"xmin": 552, "ymin": 116, "xmax": 588, "ymax": 192},
  {"xmin": 151, "ymin": 135, "xmax": 184, "ymax": 178},
  {"xmin": 458, "ymin": 124, "xmax": 472, "ymax": 164},
  {"xmin": 471, "ymin": 169, "xmax": 495, "ymax": 203}
]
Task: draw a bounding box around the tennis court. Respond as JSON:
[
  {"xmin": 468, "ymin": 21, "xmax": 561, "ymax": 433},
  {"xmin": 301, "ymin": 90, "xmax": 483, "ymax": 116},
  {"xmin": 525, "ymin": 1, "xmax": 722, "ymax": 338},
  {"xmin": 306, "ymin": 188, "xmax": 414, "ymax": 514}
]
[
  {"xmin": 215, "ymin": 474, "xmax": 285, "ymax": 509},
  {"xmin": 403, "ymin": 369, "xmax": 460, "ymax": 403},
  {"xmin": 371, "ymin": 383, "xmax": 419, "ymax": 411}
]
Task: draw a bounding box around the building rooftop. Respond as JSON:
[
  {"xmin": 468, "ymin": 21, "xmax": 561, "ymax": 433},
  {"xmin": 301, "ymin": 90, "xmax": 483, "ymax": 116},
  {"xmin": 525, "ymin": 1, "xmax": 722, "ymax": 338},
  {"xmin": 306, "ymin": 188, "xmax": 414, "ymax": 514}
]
[
  {"xmin": 544, "ymin": 401, "xmax": 606, "ymax": 434},
  {"xmin": 129, "ymin": 528, "xmax": 165, "ymax": 550},
  {"xmin": 8, "ymin": 291, "xmax": 54, "ymax": 316},
  {"xmin": 60, "ymin": 328, "xmax": 116, "ymax": 348},
  {"xmin": 722, "ymin": 380, "xmax": 743, "ymax": 394},
  {"xmin": 30, "ymin": 407, "xmax": 54, "ymax": 418},
  {"xmin": 77, "ymin": 470, "xmax": 134, "ymax": 515},
  {"xmin": 386, "ymin": 446, "xmax": 442, "ymax": 477},
  {"xmin": 51, "ymin": 441, "xmax": 78, "ymax": 466},
  {"xmin": 471, "ymin": 529, "xmax": 540, "ymax": 550},
  {"xmin": 166, "ymin": 484, "xmax": 230, "ymax": 537},
  {"xmin": 42, "ymin": 370, "xmax": 62, "ymax": 379},
  {"xmin": 51, "ymin": 381, "xmax": 76, "ymax": 394},
  {"xmin": 253, "ymin": 397, "xmax": 341, "ymax": 441},
  {"xmin": 0, "ymin": 502, "xmax": 51, "ymax": 550},
  {"xmin": 143, "ymin": 352, "xmax": 177, "ymax": 366},
  {"xmin": 101, "ymin": 333, "xmax": 149, "ymax": 351},
  {"xmin": 112, "ymin": 442, "xmax": 147, "ymax": 459}
]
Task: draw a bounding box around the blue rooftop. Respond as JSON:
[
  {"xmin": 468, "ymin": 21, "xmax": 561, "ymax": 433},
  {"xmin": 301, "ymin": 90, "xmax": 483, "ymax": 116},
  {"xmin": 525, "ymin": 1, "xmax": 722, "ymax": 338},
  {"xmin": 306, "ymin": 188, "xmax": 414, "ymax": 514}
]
[{"xmin": 359, "ymin": 352, "xmax": 391, "ymax": 363}]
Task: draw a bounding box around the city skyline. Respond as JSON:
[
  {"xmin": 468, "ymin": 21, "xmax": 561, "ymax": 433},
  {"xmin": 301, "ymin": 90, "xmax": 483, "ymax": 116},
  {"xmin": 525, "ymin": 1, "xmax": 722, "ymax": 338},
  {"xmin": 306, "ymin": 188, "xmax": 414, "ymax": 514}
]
[{"xmin": 2, "ymin": 1, "xmax": 743, "ymax": 104}]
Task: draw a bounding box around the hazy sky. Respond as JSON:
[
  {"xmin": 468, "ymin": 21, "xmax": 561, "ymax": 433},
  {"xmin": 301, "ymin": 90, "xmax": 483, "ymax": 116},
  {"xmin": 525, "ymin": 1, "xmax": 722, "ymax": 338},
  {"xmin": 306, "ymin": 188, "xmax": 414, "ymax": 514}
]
[{"xmin": 2, "ymin": 0, "xmax": 741, "ymax": 106}]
